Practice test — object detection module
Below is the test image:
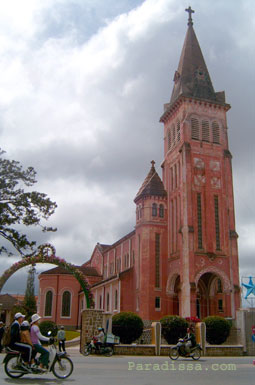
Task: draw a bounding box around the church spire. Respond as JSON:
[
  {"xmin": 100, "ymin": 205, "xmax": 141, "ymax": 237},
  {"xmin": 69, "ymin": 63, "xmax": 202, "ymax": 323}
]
[{"xmin": 169, "ymin": 7, "xmax": 217, "ymax": 106}]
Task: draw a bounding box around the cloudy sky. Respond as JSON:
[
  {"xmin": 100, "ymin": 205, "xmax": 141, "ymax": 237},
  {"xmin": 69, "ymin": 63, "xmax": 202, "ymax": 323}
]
[{"xmin": 0, "ymin": 0, "xmax": 254, "ymax": 295}]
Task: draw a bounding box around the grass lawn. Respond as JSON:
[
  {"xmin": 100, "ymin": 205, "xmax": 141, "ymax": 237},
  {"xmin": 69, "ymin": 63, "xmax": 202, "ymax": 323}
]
[{"xmin": 65, "ymin": 330, "xmax": 80, "ymax": 341}]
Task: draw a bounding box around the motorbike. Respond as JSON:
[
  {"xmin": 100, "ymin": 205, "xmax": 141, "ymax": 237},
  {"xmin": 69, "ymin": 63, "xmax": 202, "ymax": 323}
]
[
  {"xmin": 3, "ymin": 335, "xmax": 73, "ymax": 379},
  {"xmin": 169, "ymin": 338, "xmax": 202, "ymax": 361},
  {"xmin": 83, "ymin": 336, "xmax": 113, "ymax": 357}
]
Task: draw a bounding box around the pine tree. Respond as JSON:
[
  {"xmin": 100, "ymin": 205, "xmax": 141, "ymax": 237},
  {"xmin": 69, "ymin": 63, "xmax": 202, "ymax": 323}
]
[{"xmin": 23, "ymin": 265, "xmax": 37, "ymax": 319}]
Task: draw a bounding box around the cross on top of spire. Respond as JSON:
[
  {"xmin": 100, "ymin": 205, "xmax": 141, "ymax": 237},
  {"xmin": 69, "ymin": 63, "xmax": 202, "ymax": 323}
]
[{"xmin": 185, "ymin": 6, "xmax": 195, "ymax": 26}]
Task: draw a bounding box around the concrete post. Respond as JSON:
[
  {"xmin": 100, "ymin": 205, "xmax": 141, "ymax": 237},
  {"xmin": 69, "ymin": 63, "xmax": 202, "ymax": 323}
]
[{"xmin": 152, "ymin": 322, "xmax": 161, "ymax": 356}]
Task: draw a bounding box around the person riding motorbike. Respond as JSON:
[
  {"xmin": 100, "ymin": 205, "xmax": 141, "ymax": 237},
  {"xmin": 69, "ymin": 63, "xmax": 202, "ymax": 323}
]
[
  {"xmin": 30, "ymin": 314, "xmax": 50, "ymax": 371},
  {"xmin": 10, "ymin": 313, "xmax": 32, "ymax": 369},
  {"xmin": 184, "ymin": 326, "xmax": 196, "ymax": 354},
  {"xmin": 94, "ymin": 327, "xmax": 105, "ymax": 351}
]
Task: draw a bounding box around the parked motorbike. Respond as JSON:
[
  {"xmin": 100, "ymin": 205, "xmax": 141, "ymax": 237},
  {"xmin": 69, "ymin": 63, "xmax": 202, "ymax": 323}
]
[
  {"xmin": 169, "ymin": 338, "xmax": 202, "ymax": 361},
  {"xmin": 83, "ymin": 337, "xmax": 113, "ymax": 357},
  {"xmin": 3, "ymin": 335, "xmax": 73, "ymax": 379}
]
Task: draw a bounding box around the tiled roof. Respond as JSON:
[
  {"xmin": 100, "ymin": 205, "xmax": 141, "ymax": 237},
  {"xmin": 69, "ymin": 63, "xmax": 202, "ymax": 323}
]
[
  {"xmin": 134, "ymin": 161, "xmax": 167, "ymax": 203},
  {"xmin": 0, "ymin": 294, "xmax": 21, "ymax": 310},
  {"xmin": 40, "ymin": 265, "xmax": 101, "ymax": 277},
  {"xmin": 169, "ymin": 23, "xmax": 217, "ymax": 106}
]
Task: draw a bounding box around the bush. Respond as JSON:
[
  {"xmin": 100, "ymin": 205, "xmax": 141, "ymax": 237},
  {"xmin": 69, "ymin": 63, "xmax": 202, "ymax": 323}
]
[
  {"xmin": 160, "ymin": 315, "xmax": 188, "ymax": 344},
  {"xmin": 112, "ymin": 312, "xmax": 143, "ymax": 344},
  {"xmin": 39, "ymin": 320, "xmax": 58, "ymax": 337},
  {"xmin": 203, "ymin": 316, "xmax": 231, "ymax": 345}
]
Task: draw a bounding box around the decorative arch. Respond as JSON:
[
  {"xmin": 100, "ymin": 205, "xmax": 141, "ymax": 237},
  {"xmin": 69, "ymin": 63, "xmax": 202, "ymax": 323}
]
[
  {"xmin": 195, "ymin": 266, "xmax": 231, "ymax": 293},
  {"xmin": 0, "ymin": 244, "xmax": 93, "ymax": 308},
  {"xmin": 166, "ymin": 271, "xmax": 180, "ymax": 295}
]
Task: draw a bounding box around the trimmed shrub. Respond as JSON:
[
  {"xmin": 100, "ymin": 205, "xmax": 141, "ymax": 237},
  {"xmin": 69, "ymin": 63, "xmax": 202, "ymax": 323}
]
[
  {"xmin": 160, "ymin": 315, "xmax": 188, "ymax": 344},
  {"xmin": 39, "ymin": 320, "xmax": 58, "ymax": 337},
  {"xmin": 112, "ymin": 312, "xmax": 143, "ymax": 344},
  {"xmin": 203, "ymin": 316, "xmax": 231, "ymax": 345}
]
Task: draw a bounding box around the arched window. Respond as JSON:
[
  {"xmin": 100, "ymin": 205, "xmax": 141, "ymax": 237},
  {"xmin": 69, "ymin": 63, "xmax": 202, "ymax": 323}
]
[
  {"xmin": 61, "ymin": 291, "xmax": 71, "ymax": 317},
  {"xmin": 217, "ymin": 278, "xmax": 223, "ymax": 293},
  {"xmin": 212, "ymin": 121, "xmax": 220, "ymax": 144},
  {"xmin": 159, "ymin": 204, "xmax": 164, "ymax": 218},
  {"xmin": 152, "ymin": 203, "xmax": 157, "ymax": 217},
  {"xmin": 191, "ymin": 118, "xmax": 199, "ymax": 140},
  {"xmin": 44, "ymin": 290, "xmax": 53, "ymax": 317}
]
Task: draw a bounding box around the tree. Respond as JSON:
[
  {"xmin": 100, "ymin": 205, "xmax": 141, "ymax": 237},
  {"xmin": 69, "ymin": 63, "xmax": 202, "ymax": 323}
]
[
  {"xmin": 23, "ymin": 265, "xmax": 37, "ymax": 320},
  {"xmin": 0, "ymin": 149, "xmax": 57, "ymax": 256}
]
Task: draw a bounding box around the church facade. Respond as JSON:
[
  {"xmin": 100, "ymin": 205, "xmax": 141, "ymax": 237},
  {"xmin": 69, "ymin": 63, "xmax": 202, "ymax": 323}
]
[{"xmin": 38, "ymin": 9, "xmax": 240, "ymax": 328}]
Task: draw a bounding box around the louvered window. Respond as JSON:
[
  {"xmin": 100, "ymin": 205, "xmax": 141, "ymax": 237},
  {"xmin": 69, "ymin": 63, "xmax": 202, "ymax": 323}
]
[
  {"xmin": 177, "ymin": 120, "xmax": 181, "ymax": 142},
  {"xmin": 172, "ymin": 124, "xmax": 176, "ymax": 145},
  {"xmin": 168, "ymin": 129, "xmax": 171, "ymax": 150},
  {"xmin": 191, "ymin": 118, "xmax": 199, "ymax": 140},
  {"xmin": 212, "ymin": 121, "xmax": 220, "ymax": 144},
  {"xmin": 202, "ymin": 120, "xmax": 210, "ymax": 142}
]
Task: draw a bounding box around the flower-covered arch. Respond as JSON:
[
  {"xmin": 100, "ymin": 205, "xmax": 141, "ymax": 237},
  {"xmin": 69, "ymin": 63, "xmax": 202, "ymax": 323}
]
[{"xmin": 0, "ymin": 244, "xmax": 93, "ymax": 308}]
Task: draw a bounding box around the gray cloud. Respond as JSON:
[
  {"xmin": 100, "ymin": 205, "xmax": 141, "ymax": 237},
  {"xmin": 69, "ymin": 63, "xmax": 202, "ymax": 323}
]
[{"xmin": 0, "ymin": 0, "xmax": 254, "ymax": 291}]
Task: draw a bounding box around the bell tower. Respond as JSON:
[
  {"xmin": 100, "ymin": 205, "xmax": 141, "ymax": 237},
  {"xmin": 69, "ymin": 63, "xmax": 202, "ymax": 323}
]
[{"xmin": 160, "ymin": 8, "xmax": 240, "ymax": 318}]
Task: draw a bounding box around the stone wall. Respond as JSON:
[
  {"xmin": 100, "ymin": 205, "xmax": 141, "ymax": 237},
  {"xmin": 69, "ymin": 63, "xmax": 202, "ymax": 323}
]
[
  {"xmin": 205, "ymin": 345, "xmax": 243, "ymax": 356},
  {"xmin": 80, "ymin": 309, "xmax": 104, "ymax": 352},
  {"xmin": 236, "ymin": 309, "xmax": 255, "ymax": 355},
  {"xmin": 113, "ymin": 344, "xmax": 243, "ymax": 356}
]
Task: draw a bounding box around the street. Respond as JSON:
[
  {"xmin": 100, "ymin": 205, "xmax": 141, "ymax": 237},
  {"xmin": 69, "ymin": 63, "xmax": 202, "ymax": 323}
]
[{"xmin": 0, "ymin": 347, "xmax": 255, "ymax": 385}]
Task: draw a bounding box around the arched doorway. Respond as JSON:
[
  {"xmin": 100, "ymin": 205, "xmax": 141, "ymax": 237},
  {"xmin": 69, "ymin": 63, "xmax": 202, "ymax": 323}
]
[
  {"xmin": 196, "ymin": 272, "xmax": 226, "ymax": 319},
  {"xmin": 166, "ymin": 273, "xmax": 180, "ymax": 315},
  {"xmin": 0, "ymin": 244, "xmax": 93, "ymax": 308}
]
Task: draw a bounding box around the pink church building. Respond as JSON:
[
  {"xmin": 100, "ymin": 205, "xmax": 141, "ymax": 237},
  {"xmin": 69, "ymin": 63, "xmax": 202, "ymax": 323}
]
[{"xmin": 38, "ymin": 9, "xmax": 240, "ymax": 329}]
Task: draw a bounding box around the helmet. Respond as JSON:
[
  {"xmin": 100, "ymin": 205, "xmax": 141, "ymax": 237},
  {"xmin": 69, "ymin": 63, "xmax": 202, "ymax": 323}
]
[
  {"xmin": 98, "ymin": 327, "xmax": 102, "ymax": 331},
  {"xmin": 21, "ymin": 320, "xmax": 30, "ymax": 331}
]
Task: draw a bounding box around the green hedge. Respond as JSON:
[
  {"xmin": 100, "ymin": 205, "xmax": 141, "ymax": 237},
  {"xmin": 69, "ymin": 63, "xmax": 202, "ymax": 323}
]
[
  {"xmin": 112, "ymin": 312, "xmax": 143, "ymax": 344},
  {"xmin": 160, "ymin": 315, "xmax": 188, "ymax": 344},
  {"xmin": 203, "ymin": 316, "xmax": 231, "ymax": 345}
]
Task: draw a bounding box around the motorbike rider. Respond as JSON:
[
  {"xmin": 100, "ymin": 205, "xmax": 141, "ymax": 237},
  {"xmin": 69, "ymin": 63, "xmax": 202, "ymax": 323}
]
[
  {"xmin": 10, "ymin": 312, "xmax": 32, "ymax": 369},
  {"xmin": 20, "ymin": 320, "xmax": 36, "ymax": 366},
  {"xmin": 30, "ymin": 314, "xmax": 50, "ymax": 371},
  {"xmin": 184, "ymin": 326, "xmax": 196, "ymax": 354},
  {"xmin": 95, "ymin": 327, "xmax": 105, "ymax": 351}
]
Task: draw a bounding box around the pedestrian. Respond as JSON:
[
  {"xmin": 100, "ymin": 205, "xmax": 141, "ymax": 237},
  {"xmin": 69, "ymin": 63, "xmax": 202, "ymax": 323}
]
[
  {"xmin": 57, "ymin": 326, "xmax": 66, "ymax": 352},
  {"xmin": 0, "ymin": 321, "xmax": 5, "ymax": 352}
]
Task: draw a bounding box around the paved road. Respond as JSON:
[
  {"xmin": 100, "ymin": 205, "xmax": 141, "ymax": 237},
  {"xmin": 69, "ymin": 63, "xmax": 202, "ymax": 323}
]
[{"xmin": 1, "ymin": 347, "xmax": 255, "ymax": 385}]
